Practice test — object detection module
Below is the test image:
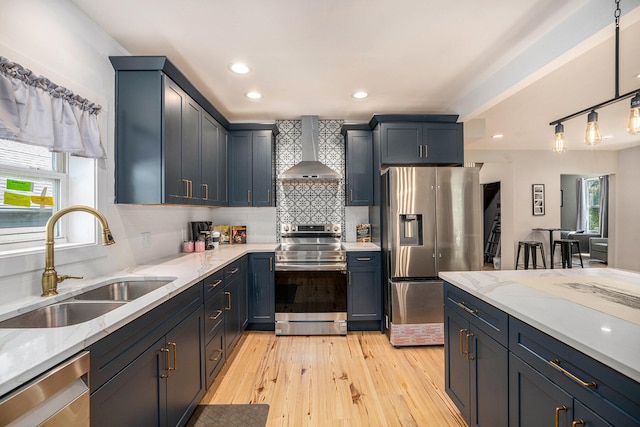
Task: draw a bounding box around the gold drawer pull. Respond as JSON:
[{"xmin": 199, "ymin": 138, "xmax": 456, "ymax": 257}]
[
  {"xmin": 208, "ymin": 279, "xmax": 222, "ymax": 288},
  {"xmin": 210, "ymin": 349, "xmax": 223, "ymax": 363},
  {"xmin": 572, "ymin": 420, "xmax": 585, "ymax": 427},
  {"xmin": 458, "ymin": 301, "xmax": 479, "ymax": 315},
  {"xmin": 549, "ymin": 359, "xmax": 597, "ymax": 388},
  {"xmin": 228, "ymin": 267, "xmax": 239, "ymax": 275},
  {"xmin": 210, "ymin": 310, "xmax": 223, "ymax": 320},
  {"xmin": 356, "ymin": 257, "xmax": 371, "ymax": 261},
  {"xmin": 555, "ymin": 405, "xmax": 567, "ymax": 427},
  {"xmin": 465, "ymin": 333, "xmax": 474, "ymax": 360}
]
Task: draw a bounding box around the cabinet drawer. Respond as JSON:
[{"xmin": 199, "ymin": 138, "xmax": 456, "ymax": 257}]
[
  {"xmin": 347, "ymin": 251, "xmax": 381, "ymax": 266},
  {"xmin": 205, "ymin": 291, "xmax": 225, "ymax": 343},
  {"xmin": 510, "ymin": 317, "xmax": 640, "ymax": 426},
  {"xmin": 205, "ymin": 328, "xmax": 225, "ymax": 389},
  {"xmin": 225, "ymin": 259, "xmax": 242, "ymax": 280},
  {"xmin": 204, "ymin": 269, "xmax": 224, "ymax": 301},
  {"xmin": 444, "ymin": 282, "xmax": 508, "ymax": 347}
]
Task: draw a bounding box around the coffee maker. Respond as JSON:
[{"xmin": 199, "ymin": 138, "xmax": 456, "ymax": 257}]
[{"xmin": 190, "ymin": 221, "xmax": 213, "ymax": 249}]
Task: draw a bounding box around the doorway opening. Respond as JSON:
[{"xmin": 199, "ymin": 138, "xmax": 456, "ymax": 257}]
[{"xmin": 483, "ymin": 182, "xmax": 501, "ymax": 270}]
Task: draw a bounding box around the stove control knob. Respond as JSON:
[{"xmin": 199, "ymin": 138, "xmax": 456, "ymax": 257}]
[
  {"xmin": 333, "ymin": 225, "xmax": 340, "ymax": 233},
  {"xmin": 283, "ymin": 224, "xmax": 289, "ymax": 232}
]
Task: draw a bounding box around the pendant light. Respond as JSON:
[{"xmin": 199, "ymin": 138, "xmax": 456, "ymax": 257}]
[
  {"xmin": 552, "ymin": 123, "xmax": 567, "ymax": 153},
  {"xmin": 585, "ymin": 110, "xmax": 602, "ymax": 145},
  {"xmin": 628, "ymin": 92, "xmax": 640, "ymax": 134},
  {"xmin": 549, "ymin": 0, "xmax": 639, "ymax": 151}
]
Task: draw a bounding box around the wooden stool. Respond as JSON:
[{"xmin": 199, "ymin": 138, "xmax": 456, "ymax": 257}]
[
  {"xmin": 553, "ymin": 239, "xmax": 583, "ymax": 268},
  {"xmin": 516, "ymin": 241, "xmax": 547, "ymax": 270}
]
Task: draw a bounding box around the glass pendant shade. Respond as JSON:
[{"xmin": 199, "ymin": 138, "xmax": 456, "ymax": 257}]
[
  {"xmin": 628, "ymin": 93, "xmax": 640, "ymax": 135},
  {"xmin": 552, "ymin": 123, "xmax": 566, "ymax": 153},
  {"xmin": 585, "ymin": 110, "xmax": 602, "ymax": 145}
]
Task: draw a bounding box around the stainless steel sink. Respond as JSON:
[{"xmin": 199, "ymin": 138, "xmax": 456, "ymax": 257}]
[
  {"xmin": 0, "ymin": 301, "xmax": 126, "ymax": 328},
  {"xmin": 73, "ymin": 279, "xmax": 172, "ymax": 301}
]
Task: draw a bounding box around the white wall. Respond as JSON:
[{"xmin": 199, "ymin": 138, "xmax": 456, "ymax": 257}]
[
  {"xmin": 466, "ymin": 150, "xmax": 619, "ymax": 269},
  {"xmin": 614, "ymin": 146, "xmax": 640, "ymax": 272}
]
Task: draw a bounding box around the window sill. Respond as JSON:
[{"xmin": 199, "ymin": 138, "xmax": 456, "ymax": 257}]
[{"xmin": 0, "ymin": 242, "xmax": 107, "ymax": 277}]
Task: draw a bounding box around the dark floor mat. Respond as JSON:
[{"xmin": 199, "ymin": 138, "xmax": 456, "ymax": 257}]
[{"xmin": 186, "ymin": 404, "xmax": 269, "ymax": 427}]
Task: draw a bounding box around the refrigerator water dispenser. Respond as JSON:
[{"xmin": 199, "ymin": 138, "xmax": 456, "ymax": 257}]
[{"xmin": 399, "ymin": 214, "xmax": 422, "ymax": 246}]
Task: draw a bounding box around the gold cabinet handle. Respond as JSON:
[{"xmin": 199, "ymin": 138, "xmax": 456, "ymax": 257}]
[
  {"xmin": 190, "ymin": 180, "xmax": 193, "ymax": 198},
  {"xmin": 459, "ymin": 328, "xmax": 468, "ymax": 355},
  {"xmin": 202, "ymin": 183, "xmax": 209, "ymax": 200},
  {"xmin": 225, "ymin": 291, "xmax": 231, "ymax": 310},
  {"xmin": 228, "ymin": 267, "xmax": 239, "ymax": 275},
  {"xmin": 465, "ymin": 333, "xmax": 474, "ymax": 360},
  {"xmin": 269, "ymin": 257, "xmax": 273, "ymax": 272},
  {"xmin": 356, "ymin": 257, "xmax": 371, "ymax": 261},
  {"xmin": 267, "ymin": 190, "xmax": 271, "ymax": 203},
  {"xmin": 572, "ymin": 420, "xmax": 585, "ymax": 427},
  {"xmin": 549, "ymin": 359, "xmax": 597, "ymax": 388},
  {"xmin": 350, "ymin": 189, "xmax": 353, "ymax": 201},
  {"xmin": 168, "ymin": 342, "xmax": 177, "ymax": 372},
  {"xmin": 161, "ymin": 348, "xmax": 171, "ymax": 378},
  {"xmin": 348, "ymin": 271, "xmax": 352, "ymax": 285},
  {"xmin": 458, "ymin": 301, "xmax": 479, "ymax": 315},
  {"xmin": 423, "ymin": 144, "xmax": 428, "ymax": 158},
  {"xmin": 210, "ymin": 349, "xmax": 223, "ymax": 363},
  {"xmin": 247, "ymin": 190, "xmax": 251, "ymax": 203},
  {"xmin": 555, "ymin": 405, "xmax": 567, "ymax": 427},
  {"xmin": 208, "ymin": 279, "xmax": 223, "ymax": 288},
  {"xmin": 182, "ymin": 179, "xmax": 189, "ymax": 198},
  {"xmin": 210, "ymin": 310, "xmax": 223, "ymax": 320}
]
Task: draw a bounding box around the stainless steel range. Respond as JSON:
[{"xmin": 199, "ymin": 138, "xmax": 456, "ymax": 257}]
[{"xmin": 274, "ymin": 224, "xmax": 347, "ymax": 335}]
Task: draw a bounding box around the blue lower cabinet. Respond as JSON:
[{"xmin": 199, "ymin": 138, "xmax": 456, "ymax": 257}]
[
  {"xmin": 346, "ymin": 252, "xmax": 382, "ymax": 331},
  {"xmin": 88, "ymin": 284, "xmax": 205, "ymax": 427},
  {"xmin": 90, "ymin": 307, "xmax": 204, "ymax": 427},
  {"xmin": 248, "ymin": 253, "xmax": 275, "ymax": 326}
]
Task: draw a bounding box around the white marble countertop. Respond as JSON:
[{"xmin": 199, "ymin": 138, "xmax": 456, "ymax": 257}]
[
  {"xmin": 439, "ymin": 268, "xmax": 640, "ymax": 383},
  {"xmin": 0, "ymin": 241, "xmax": 381, "ymax": 397},
  {"xmin": 342, "ymin": 242, "xmax": 380, "ymax": 251}
]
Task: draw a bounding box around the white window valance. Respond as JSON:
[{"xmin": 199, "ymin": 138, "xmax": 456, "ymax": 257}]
[{"xmin": 0, "ymin": 56, "xmax": 106, "ymax": 159}]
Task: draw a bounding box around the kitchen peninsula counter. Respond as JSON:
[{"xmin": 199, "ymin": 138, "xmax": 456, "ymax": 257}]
[{"xmin": 439, "ymin": 268, "xmax": 640, "ymax": 383}]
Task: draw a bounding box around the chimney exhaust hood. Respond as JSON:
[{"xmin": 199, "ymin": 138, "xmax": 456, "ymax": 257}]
[{"xmin": 278, "ymin": 115, "xmax": 342, "ymax": 180}]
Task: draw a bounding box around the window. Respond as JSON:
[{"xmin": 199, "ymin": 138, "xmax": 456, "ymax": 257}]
[
  {"xmin": 0, "ymin": 139, "xmax": 67, "ymax": 248},
  {"xmin": 586, "ymin": 177, "xmax": 600, "ymax": 233}
]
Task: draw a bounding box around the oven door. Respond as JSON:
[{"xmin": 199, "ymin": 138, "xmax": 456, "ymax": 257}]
[{"xmin": 274, "ymin": 269, "xmax": 347, "ymax": 335}]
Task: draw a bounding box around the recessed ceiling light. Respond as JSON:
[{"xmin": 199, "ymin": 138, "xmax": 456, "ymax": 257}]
[
  {"xmin": 491, "ymin": 133, "xmax": 504, "ymax": 139},
  {"xmin": 230, "ymin": 63, "xmax": 250, "ymax": 74},
  {"xmin": 635, "ymin": 72, "xmax": 640, "ymax": 79},
  {"xmin": 352, "ymin": 91, "xmax": 368, "ymax": 99},
  {"xmin": 245, "ymin": 91, "xmax": 262, "ymax": 99}
]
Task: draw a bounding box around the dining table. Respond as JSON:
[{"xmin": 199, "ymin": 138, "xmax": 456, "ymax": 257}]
[{"xmin": 531, "ymin": 227, "xmax": 568, "ymax": 269}]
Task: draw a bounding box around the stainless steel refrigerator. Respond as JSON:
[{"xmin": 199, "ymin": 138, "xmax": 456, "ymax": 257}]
[{"xmin": 382, "ymin": 166, "xmax": 482, "ymax": 346}]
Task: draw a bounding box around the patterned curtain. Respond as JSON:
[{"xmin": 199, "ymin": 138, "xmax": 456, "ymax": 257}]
[{"xmin": 0, "ymin": 56, "xmax": 105, "ymax": 158}]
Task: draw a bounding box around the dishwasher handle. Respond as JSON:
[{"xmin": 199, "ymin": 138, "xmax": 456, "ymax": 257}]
[{"xmin": 0, "ymin": 351, "xmax": 90, "ymax": 426}]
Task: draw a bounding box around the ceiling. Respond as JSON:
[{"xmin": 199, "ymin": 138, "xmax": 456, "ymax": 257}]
[{"xmin": 70, "ymin": 0, "xmax": 640, "ymax": 151}]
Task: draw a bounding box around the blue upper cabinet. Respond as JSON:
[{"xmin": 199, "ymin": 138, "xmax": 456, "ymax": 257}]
[
  {"xmin": 344, "ymin": 129, "xmax": 374, "ymax": 206},
  {"xmin": 370, "ymin": 115, "xmax": 464, "ymax": 166},
  {"xmin": 228, "ymin": 128, "xmax": 276, "ymax": 207},
  {"xmin": 110, "ymin": 56, "xmax": 230, "ymax": 205}
]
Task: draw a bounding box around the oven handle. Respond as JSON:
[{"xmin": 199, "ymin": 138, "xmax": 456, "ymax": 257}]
[{"xmin": 274, "ymin": 263, "xmax": 347, "ymax": 272}]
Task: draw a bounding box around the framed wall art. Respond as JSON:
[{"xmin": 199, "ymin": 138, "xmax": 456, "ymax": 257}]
[{"xmin": 532, "ymin": 184, "xmax": 545, "ymax": 216}]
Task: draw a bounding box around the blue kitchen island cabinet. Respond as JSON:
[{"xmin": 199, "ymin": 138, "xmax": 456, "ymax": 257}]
[
  {"xmin": 89, "ymin": 284, "xmax": 205, "ymax": 427},
  {"xmin": 248, "ymin": 252, "xmax": 275, "ymax": 327},
  {"xmin": 442, "ymin": 273, "xmax": 640, "ymax": 427},
  {"xmin": 344, "ymin": 128, "xmax": 374, "ymax": 206},
  {"xmin": 347, "ymin": 252, "xmax": 382, "ymax": 331},
  {"xmin": 444, "ymin": 282, "xmax": 509, "ymax": 427},
  {"xmin": 228, "ymin": 129, "xmax": 275, "ymax": 207}
]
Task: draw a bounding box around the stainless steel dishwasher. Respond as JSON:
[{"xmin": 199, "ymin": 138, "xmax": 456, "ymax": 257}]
[{"xmin": 0, "ymin": 351, "xmax": 90, "ymax": 426}]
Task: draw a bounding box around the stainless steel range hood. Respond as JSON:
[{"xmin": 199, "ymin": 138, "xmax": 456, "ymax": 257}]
[{"xmin": 278, "ymin": 115, "xmax": 342, "ymax": 180}]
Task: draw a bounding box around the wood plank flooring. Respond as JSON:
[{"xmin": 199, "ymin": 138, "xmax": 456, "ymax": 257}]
[{"xmin": 201, "ymin": 331, "xmax": 466, "ymax": 427}]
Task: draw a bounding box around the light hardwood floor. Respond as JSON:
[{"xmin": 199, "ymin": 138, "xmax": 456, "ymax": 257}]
[{"xmin": 201, "ymin": 331, "xmax": 466, "ymax": 427}]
